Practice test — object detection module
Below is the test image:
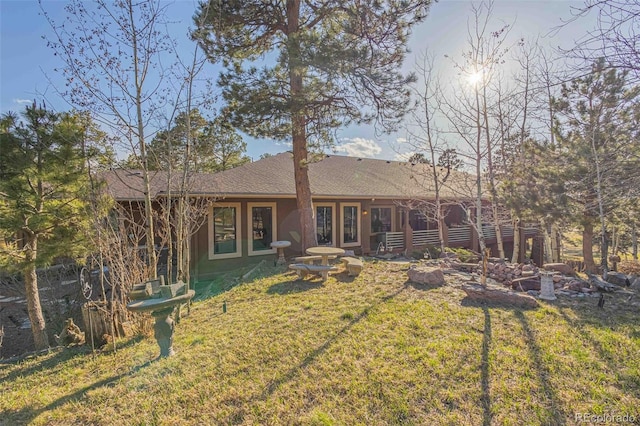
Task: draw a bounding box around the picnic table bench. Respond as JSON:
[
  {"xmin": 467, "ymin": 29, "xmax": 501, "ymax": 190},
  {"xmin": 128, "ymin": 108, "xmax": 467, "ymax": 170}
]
[
  {"xmin": 289, "ymin": 263, "xmax": 338, "ymax": 279},
  {"xmin": 341, "ymin": 257, "xmax": 363, "ymax": 276}
]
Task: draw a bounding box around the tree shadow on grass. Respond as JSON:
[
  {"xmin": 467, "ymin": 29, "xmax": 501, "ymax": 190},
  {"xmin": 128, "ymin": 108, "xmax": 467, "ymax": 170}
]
[
  {"xmin": 402, "ymin": 279, "xmax": 445, "ymax": 292},
  {"xmin": 334, "ymin": 271, "xmax": 356, "ymax": 284},
  {"xmin": 2, "ymin": 351, "xmax": 154, "ymax": 424},
  {"xmin": 555, "ymin": 291, "xmax": 639, "ymax": 327},
  {"xmin": 266, "ymin": 279, "xmax": 324, "ymax": 295},
  {"xmin": 459, "ymin": 297, "xmax": 539, "ymax": 310},
  {"xmin": 0, "ymin": 335, "xmax": 145, "ymax": 384},
  {"xmin": 480, "ymin": 307, "xmax": 492, "ymax": 426},
  {"xmin": 557, "ymin": 305, "xmax": 640, "ymax": 394},
  {"xmin": 460, "ymin": 300, "xmax": 563, "ymax": 425},
  {"xmin": 254, "ymin": 285, "xmax": 406, "ymax": 403},
  {"xmin": 514, "ymin": 310, "xmax": 567, "ymax": 425}
]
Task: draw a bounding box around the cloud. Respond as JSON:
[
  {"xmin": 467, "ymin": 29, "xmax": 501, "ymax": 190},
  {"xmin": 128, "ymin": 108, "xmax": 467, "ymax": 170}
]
[
  {"xmin": 396, "ymin": 137, "xmax": 407, "ymax": 144},
  {"xmin": 334, "ymin": 137, "xmax": 382, "ymax": 158},
  {"xmin": 13, "ymin": 99, "xmax": 31, "ymax": 104}
]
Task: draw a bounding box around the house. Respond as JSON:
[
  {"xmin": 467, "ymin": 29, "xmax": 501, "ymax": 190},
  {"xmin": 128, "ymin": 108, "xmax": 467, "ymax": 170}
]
[{"xmin": 103, "ymin": 152, "xmax": 539, "ymax": 281}]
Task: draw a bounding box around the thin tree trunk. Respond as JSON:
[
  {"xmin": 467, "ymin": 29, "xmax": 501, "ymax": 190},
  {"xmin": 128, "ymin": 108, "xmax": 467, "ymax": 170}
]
[
  {"xmin": 482, "ymin": 81, "xmax": 504, "ymax": 259},
  {"xmin": 582, "ymin": 220, "xmax": 597, "ymax": 273},
  {"xmin": 473, "ymin": 77, "xmax": 486, "ymax": 255},
  {"xmin": 511, "ymin": 217, "xmax": 521, "ymax": 263},
  {"xmin": 24, "ymin": 236, "xmax": 49, "ymax": 350},
  {"xmin": 540, "ymin": 217, "xmax": 553, "ymax": 264},
  {"xmin": 551, "ymin": 224, "xmax": 561, "ymax": 263},
  {"xmin": 128, "ymin": 0, "xmax": 157, "ymax": 278},
  {"xmin": 632, "ymin": 222, "xmax": 638, "ymax": 261},
  {"xmin": 287, "ymin": 0, "xmax": 317, "ymax": 252}
]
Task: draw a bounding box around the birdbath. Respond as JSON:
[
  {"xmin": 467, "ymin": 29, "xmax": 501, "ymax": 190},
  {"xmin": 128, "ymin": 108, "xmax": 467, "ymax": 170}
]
[
  {"xmin": 270, "ymin": 240, "xmax": 291, "ymax": 265},
  {"xmin": 127, "ymin": 281, "xmax": 195, "ymax": 358},
  {"xmin": 538, "ymin": 272, "xmax": 557, "ymax": 301}
]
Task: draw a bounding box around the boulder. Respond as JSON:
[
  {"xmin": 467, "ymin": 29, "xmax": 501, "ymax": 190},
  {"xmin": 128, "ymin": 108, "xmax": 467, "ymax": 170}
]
[
  {"xmin": 407, "ymin": 266, "xmax": 445, "ymax": 286},
  {"xmin": 461, "ymin": 283, "xmax": 539, "ymax": 308},
  {"xmin": 630, "ymin": 276, "xmax": 640, "ymax": 290},
  {"xmin": 543, "ymin": 263, "xmax": 575, "ymax": 275},
  {"xmin": 511, "ymin": 276, "xmax": 541, "ymax": 292},
  {"xmin": 564, "ymin": 279, "xmax": 588, "ymax": 292},
  {"xmin": 587, "ymin": 273, "xmax": 620, "ymax": 292},
  {"xmin": 605, "ymin": 271, "xmax": 629, "ymax": 287}
]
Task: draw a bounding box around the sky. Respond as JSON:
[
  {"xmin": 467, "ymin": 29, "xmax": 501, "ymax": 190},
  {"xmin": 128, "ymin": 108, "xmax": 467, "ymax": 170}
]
[{"xmin": 0, "ymin": 0, "xmax": 593, "ymax": 162}]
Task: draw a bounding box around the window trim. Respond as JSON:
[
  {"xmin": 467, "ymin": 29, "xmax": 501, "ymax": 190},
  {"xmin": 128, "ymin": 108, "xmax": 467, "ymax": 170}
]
[
  {"xmin": 314, "ymin": 202, "xmax": 337, "ymax": 247},
  {"xmin": 340, "ymin": 202, "xmax": 361, "ymax": 248},
  {"xmin": 247, "ymin": 202, "xmax": 278, "ymax": 256},
  {"xmin": 208, "ymin": 202, "xmax": 242, "ymax": 260}
]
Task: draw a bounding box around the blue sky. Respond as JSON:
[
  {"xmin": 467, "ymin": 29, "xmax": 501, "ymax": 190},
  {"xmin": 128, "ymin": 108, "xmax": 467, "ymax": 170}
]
[{"xmin": 1, "ymin": 0, "xmax": 590, "ymax": 161}]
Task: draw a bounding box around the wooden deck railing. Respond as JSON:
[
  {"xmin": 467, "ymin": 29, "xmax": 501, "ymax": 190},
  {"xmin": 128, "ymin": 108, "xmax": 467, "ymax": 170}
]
[
  {"xmin": 380, "ymin": 224, "xmax": 534, "ymax": 252},
  {"xmin": 448, "ymin": 225, "xmax": 472, "ymax": 244},
  {"xmin": 383, "ymin": 232, "xmax": 405, "ymax": 250},
  {"xmin": 412, "ymin": 230, "xmax": 441, "ymax": 246}
]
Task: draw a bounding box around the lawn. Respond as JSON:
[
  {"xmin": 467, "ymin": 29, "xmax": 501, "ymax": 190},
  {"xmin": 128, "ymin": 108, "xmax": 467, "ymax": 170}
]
[{"xmin": 1, "ymin": 260, "xmax": 639, "ymax": 425}]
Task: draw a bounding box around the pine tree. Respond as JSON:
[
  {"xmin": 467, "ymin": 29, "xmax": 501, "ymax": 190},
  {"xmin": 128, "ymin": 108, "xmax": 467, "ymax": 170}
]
[
  {"xmin": 192, "ymin": 0, "xmax": 432, "ymax": 250},
  {"xmin": 0, "ymin": 104, "xmax": 96, "ymax": 350},
  {"xmin": 552, "ymin": 59, "xmax": 640, "ymax": 272}
]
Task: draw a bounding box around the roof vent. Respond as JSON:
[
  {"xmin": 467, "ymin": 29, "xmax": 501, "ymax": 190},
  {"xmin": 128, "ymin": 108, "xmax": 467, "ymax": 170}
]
[
  {"xmin": 357, "ymin": 158, "xmax": 362, "ymax": 161},
  {"xmin": 386, "ymin": 161, "xmax": 391, "ymax": 164}
]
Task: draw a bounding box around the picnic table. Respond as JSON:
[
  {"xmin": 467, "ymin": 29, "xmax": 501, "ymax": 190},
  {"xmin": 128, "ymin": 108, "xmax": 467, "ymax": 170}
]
[{"xmin": 305, "ymin": 246, "xmax": 345, "ymax": 280}]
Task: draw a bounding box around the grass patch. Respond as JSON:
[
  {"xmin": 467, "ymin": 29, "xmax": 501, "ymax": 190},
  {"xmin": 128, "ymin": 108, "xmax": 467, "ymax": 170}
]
[{"xmin": 1, "ymin": 261, "xmax": 639, "ymax": 424}]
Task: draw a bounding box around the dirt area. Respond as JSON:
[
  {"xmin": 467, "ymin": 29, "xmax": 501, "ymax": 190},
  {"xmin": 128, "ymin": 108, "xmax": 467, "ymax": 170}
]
[{"xmin": 0, "ymin": 265, "xmax": 87, "ymax": 359}]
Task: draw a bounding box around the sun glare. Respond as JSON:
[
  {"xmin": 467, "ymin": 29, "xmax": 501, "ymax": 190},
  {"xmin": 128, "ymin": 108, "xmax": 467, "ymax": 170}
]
[{"xmin": 467, "ymin": 70, "xmax": 483, "ymax": 85}]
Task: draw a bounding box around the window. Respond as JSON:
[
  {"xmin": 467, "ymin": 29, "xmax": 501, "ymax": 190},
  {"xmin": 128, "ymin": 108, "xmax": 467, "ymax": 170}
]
[
  {"xmin": 370, "ymin": 207, "xmax": 393, "ymax": 233},
  {"xmin": 315, "ymin": 203, "xmax": 336, "ymax": 246},
  {"xmin": 247, "ymin": 202, "xmax": 277, "ymax": 256},
  {"xmin": 409, "ymin": 210, "xmax": 428, "ymax": 231},
  {"xmin": 340, "ymin": 203, "xmax": 361, "ymax": 247},
  {"xmin": 208, "ymin": 203, "xmax": 242, "ymax": 259}
]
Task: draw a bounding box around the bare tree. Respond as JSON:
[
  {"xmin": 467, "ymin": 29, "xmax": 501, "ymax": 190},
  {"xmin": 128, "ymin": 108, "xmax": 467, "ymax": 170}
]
[
  {"xmin": 563, "ymin": 0, "xmax": 640, "ymax": 83},
  {"xmin": 42, "ymin": 0, "xmax": 179, "ymax": 279},
  {"xmin": 439, "ymin": 1, "xmax": 513, "ymax": 261},
  {"xmin": 399, "ymin": 51, "xmax": 452, "ymax": 254}
]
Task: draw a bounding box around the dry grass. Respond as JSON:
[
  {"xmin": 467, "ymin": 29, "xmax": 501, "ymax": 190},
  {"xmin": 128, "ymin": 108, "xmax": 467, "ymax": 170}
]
[{"xmin": 1, "ymin": 260, "xmax": 639, "ymax": 425}]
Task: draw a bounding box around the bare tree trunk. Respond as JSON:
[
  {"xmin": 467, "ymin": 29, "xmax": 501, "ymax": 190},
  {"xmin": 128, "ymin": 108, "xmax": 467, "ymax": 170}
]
[
  {"xmin": 539, "ymin": 217, "xmax": 553, "ymax": 264},
  {"xmin": 511, "ymin": 217, "xmax": 521, "ymax": 263},
  {"xmin": 482, "ymin": 81, "xmax": 505, "ymax": 259},
  {"xmin": 589, "ymin": 116, "xmax": 609, "ymax": 274},
  {"xmin": 632, "ymin": 222, "xmax": 638, "ymax": 260},
  {"xmin": 419, "ymin": 54, "xmax": 446, "ymax": 254},
  {"xmin": 166, "ymin": 198, "xmax": 173, "ymax": 283},
  {"xmin": 551, "ymin": 224, "xmax": 561, "ymax": 263},
  {"xmin": 23, "ymin": 236, "xmax": 49, "ymax": 350},
  {"xmin": 288, "ymin": 0, "xmax": 317, "ymax": 252},
  {"xmin": 127, "ymin": 1, "xmax": 157, "ymax": 278},
  {"xmin": 474, "ymin": 89, "xmax": 487, "ymax": 255},
  {"xmin": 583, "ymin": 220, "xmax": 597, "ymax": 273}
]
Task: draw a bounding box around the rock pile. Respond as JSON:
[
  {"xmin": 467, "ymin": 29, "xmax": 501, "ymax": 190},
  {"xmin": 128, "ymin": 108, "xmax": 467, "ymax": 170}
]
[
  {"xmin": 441, "ymin": 256, "xmax": 609, "ymax": 298},
  {"xmin": 441, "ymin": 257, "xmax": 540, "ymax": 287}
]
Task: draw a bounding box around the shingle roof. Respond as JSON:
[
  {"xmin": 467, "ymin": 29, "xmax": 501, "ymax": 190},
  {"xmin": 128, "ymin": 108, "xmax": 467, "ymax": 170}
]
[{"xmin": 101, "ymin": 152, "xmax": 479, "ymax": 201}]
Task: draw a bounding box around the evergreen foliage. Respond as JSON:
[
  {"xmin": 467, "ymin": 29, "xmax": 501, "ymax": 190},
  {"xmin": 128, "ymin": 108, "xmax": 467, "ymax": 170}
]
[
  {"xmin": 0, "ymin": 103, "xmax": 100, "ymax": 350},
  {"xmin": 140, "ymin": 109, "xmax": 250, "ymax": 172}
]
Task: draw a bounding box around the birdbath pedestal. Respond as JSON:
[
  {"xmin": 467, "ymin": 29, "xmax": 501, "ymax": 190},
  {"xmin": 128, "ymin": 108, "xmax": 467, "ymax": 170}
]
[
  {"xmin": 270, "ymin": 240, "xmax": 291, "ymax": 265},
  {"xmin": 538, "ymin": 272, "xmax": 557, "ymax": 301},
  {"xmin": 127, "ymin": 282, "xmax": 195, "ymax": 357}
]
